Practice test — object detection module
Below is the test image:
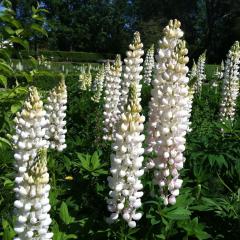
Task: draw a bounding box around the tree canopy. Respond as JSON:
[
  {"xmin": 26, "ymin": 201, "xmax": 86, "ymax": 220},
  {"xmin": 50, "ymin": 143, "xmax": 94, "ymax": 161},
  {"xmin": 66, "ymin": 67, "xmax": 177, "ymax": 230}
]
[{"xmin": 10, "ymin": 0, "xmax": 240, "ymax": 63}]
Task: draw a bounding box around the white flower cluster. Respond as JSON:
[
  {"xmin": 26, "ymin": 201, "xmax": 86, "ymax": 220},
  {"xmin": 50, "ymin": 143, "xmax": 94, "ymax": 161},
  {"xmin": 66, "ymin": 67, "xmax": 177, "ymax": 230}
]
[
  {"xmin": 103, "ymin": 61, "xmax": 111, "ymax": 88},
  {"xmin": 79, "ymin": 66, "xmax": 92, "ymax": 91},
  {"xmin": 45, "ymin": 76, "xmax": 67, "ymax": 151},
  {"xmin": 13, "ymin": 87, "xmax": 52, "ymax": 239},
  {"xmin": 103, "ymin": 55, "xmax": 122, "ymax": 140},
  {"xmin": 91, "ymin": 65, "xmax": 105, "ymax": 102},
  {"xmin": 143, "ymin": 44, "xmax": 155, "ymax": 84},
  {"xmin": 194, "ymin": 52, "xmax": 206, "ymax": 94},
  {"xmin": 146, "ymin": 19, "xmax": 191, "ymax": 205},
  {"xmin": 189, "ymin": 60, "xmax": 197, "ymax": 83},
  {"xmin": 107, "ymin": 83, "xmax": 145, "ymax": 228},
  {"xmin": 215, "ymin": 61, "xmax": 224, "ymax": 81},
  {"xmin": 13, "ymin": 87, "xmax": 49, "ymax": 174},
  {"xmin": 14, "ymin": 148, "xmax": 53, "ymax": 240},
  {"xmin": 220, "ymin": 41, "xmax": 240, "ymax": 121},
  {"xmin": 118, "ymin": 32, "xmax": 144, "ymax": 113}
]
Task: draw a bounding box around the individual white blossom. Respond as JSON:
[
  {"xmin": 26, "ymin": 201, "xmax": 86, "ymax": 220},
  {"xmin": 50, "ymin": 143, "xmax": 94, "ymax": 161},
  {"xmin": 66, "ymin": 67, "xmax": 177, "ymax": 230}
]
[
  {"xmin": 45, "ymin": 76, "xmax": 67, "ymax": 151},
  {"xmin": 220, "ymin": 41, "xmax": 240, "ymax": 122},
  {"xmin": 194, "ymin": 52, "xmax": 206, "ymax": 94},
  {"xmin": 146, "ymin": 19, "xmax": 192, "ymax": 205},
  {"xmin": 14, "ymin": 148, "xmax": 53, "ymax": 240},
  {"xmin": 103, "ymin": 55, "xmax": 122, "ymax": 141},
  {"xmin": 12, "ymin": 87, "xmax": 51, "ymax": 239},
  {"xmin": 107, "ymin": 83, "xmax": 145, "ymax": 228},
  {"xmin": 143, "ymin": 44, "xmax": 155, "ymax": 84},
  {"xmin": 91, "ymin": 65, "xmax": 105, "ymax": 102},
  {"xmin": 118, "ymin": 32, "xmax": 144, "ymax": 113}
]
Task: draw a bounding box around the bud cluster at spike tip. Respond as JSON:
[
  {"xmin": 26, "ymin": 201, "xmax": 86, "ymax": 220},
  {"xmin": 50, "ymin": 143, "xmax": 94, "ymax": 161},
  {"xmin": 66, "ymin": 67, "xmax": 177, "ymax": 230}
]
[
  {"xmin": 146, "ymin": 19, "xmax": 192, "ymax": 205},
  {"xmin": 103, "ymin": 55, "xmax": 122, "ymax": 140},
  {"xmin": 91, "ymin": 64, "xmax": 105, "ymax": 102},
  {"xmin": 45, "ymin": 76, "xmax": 67, "ymax": 152},
  {"xmin": 118, "ymin": 31, "xmax": 144, "ymax": 113},
  {"xmin": 14, "ymin": 148, "xmax": 53, "ymax": 240},
  {"xmin": 220, "ymin": 41, "xmax": 240, "ymax": 122},
  {"xmin": 107, "ymin": 82, "xmax": 145, "ymax": 228},
  {"xmin": 143, "ymin": 44, "xmax": 155, "ymax": 84}
]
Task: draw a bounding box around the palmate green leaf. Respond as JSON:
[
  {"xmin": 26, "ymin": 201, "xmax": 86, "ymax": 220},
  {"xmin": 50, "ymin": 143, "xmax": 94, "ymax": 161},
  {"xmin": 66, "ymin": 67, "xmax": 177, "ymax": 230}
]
[
  {"xmin": 163, "ymin": 207, "xmax": 191, "ymax": 220},
  {"xmin": 0, "ymin": 75, "xmax": 7, "ymax": 88},
  {"xmin": 91, "ymin": 151, "xmax": 101, "ymax": 169},
  {"xmin": 1, "ymin": 219, "xmax": 15, "ymax": 240},
  {"xmin": 59, "ymin": 202, "xmax": 75, "ymax": 225},
  {"xmin": 178, "ymin": 217, "xmax": 211, "ymax": 240},
  {"xmin": 30, "ymin": 23, "xmax": 48, "ymax": 37},
  {"xmin": 207, "ymin": 154, "xmax": 227, "ymax": 168}
]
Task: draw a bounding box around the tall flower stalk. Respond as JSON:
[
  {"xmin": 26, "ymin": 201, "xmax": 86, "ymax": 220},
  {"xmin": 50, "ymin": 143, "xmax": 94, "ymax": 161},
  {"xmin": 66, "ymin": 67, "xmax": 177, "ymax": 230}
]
[
  {"xmin": 45, "ymin": 75, "xmax": 67, "ymax": 152},
  {"xmin": 220, "ymin": 41, "xmax": 240, "ymax": 122},
  {"xmin": 118, "ymin": 32, "xmax": 144, "ymax": 113},
  {"xmin": 146, "ymin": 19, "xmax": 192, "ymax": 205},
  {"xmin": 107, "ymin": 83, "xmax": 145, "ymax": 228},
  {"xmin": 194, "ymin": 51, "xmax": 206, "ymax": 94},
  {"xmin": 143, "ymin": 44, "xmax": 155, "ymax": 84},
  {"xmin": 91, "ymin": 65, "xmax": 105, "ymax": 102},
  {"xmin": 13, "ymin": 87, "xmax": 52, "ymax": 239},
  {"xmin": 103, "ymin": 55, "xmax": 122, "ymax": 140}
]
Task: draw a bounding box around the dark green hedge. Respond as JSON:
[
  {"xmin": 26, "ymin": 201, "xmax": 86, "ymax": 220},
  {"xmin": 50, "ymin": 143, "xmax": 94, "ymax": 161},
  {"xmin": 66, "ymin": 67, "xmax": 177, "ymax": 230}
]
[
  {"xmin": 11, "ymin": 71, "xmax": 79, "ymax": 90},
  {"xmin": 19, "ymin": 50, "xmax": 113, "ymax": 63}
]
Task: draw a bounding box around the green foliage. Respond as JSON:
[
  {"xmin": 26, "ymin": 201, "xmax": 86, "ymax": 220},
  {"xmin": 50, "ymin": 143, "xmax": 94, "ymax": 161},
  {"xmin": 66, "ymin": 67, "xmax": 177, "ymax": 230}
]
[{"xmin": 20, "ymin": 50, "xmax": 112, "ymax": 63}]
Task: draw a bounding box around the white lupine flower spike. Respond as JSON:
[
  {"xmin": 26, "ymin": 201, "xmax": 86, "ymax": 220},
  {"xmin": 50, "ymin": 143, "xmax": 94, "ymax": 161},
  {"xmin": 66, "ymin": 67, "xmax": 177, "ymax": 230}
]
[
  {"xmin": 107, "ymin": 82, "xmax": 145, "ymax": 228},
  {"xmin": 220, "ymin": 41, "xmax": 240, "ymax": 122},
  {"xmin": 143, "ymin": 44, "xmax": 155, "ymax": 84},
  {"xmin": 118, "ymin": 32, "xmax": 144, "ymax": 113},
  {"xmin": 79, "ymin": 65, "xmax": 92, "ymax": 91},
  {"xmin": 91, "ymin": 65, "xmax": 105, "ymax": 102},
  {"xmin": 146, "ymin": 19, "xmax": 192, "ymax": 205},
  {"xmin": 194, "ymin": 51, "xmax": 206, "ymax": 94},
  {"xmin": 103, "ymin": 55, "xmax": 122, "ymax": 141},
  {"xmin": 13, "ymin": 86, "xmax": 49, "ymax": 173},
  {"xmin": 45, "ymin": 75, "xmax": 67, "ymax": 151},
  {"xmin": 14, "ymin": 148, "xmax": 53, "ymax": 240},
  {"xmin": 13, "ymin": 87, "xmax": 51, "ymax": 239},
  {"xmin": 103, "ymin": 61, "xmax": 111, "ymax": 88}
]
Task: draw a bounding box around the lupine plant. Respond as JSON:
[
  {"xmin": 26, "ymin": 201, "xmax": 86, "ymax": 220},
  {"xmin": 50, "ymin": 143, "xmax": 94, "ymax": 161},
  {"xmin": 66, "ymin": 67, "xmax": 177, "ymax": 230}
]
[
  {"xmin": 13, "ymin": 87, "xmax": 52, "ymax": 239},
  {"xmin": 91, "ymin": 65, "xmax": 105, "ymax": 103},
  {"xmin": 103, "ymin": 55, "xmax": 122, "ymax": 141},
  {"xmin": 45, "ymin": 75, "xmax": 67, "ymax": 152},
  {"xmin": 107, "ymin": 83, "xmax": 145, "ymax": 228},
  {"xmin": 219, "ymin": 41, "xmax": 240, "ymax": 122},
  {"xmin": 118, "ymin": 32, "xmax": 144, "ymax": 114},
  {"xmin": 146, "ymin": 19, "xmax": 192, "ymax": 205},
  {"xmin": 143, "ymin": 44, "xmax": 155, "ymax": 84},
  {"xmin": 194, "ymin": 51, "xmax": 206, "ymax": 94}
]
